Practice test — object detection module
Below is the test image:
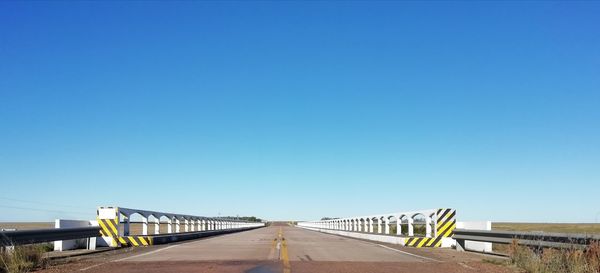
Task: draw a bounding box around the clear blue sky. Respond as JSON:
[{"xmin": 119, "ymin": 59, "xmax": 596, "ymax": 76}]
[{"xmin": 1, "ymin": 1, "xmax": 599, "ymax": 223}]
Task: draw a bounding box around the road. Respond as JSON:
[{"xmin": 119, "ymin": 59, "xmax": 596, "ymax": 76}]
[{"xmin": 41, "ymin": 224, "xmax": 513, "ymax": 273}]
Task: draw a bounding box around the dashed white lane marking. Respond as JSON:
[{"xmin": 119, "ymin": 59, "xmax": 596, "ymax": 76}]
[{"xmin": 375, "ymin": 244, "xmax": 441, "ymax": 262}]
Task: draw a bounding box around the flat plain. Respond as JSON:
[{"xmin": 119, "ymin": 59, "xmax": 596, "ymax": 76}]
[
  {"xmin": 0, "ymin": 222, "xmax": 53, "ymax": 230},
  {"xmin": 492, "ymin": 222, "xmax": 600, "ymax": 234}
]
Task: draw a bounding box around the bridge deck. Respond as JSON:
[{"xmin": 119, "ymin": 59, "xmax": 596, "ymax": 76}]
[
  {"xmin": 122, "ymin": 224, "xmax": 425, "ymax": 263},
  {"xmin": 39, "ymin": 224, "xmax": 512, "ymax": 273}
]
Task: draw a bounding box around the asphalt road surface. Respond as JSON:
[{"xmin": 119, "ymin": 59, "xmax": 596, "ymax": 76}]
[{"xmin": 40, "ymin": 224, "xmax": 514, "ymax": 273}]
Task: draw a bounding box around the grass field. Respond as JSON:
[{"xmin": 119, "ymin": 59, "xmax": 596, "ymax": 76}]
[
  {"xmin": 0, "ymin": 222, "xmax": 53, "ymax": 230},
  {"xmin": 492, "ymin": 222, "xmax": 600, "ymax": 234},
  {"xmin": 491, "ymin": 222, "xmax": 600, "ymax": 254}
]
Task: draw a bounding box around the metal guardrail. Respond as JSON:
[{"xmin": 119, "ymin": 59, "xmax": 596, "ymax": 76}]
[
  {"xmin": 0, "ymin": 227, "xmax": 101, "ymax": 246},
  {"xmin": 454, "ymin": 229, "xmax": 600, "ymax": 250},
  {"xmin": 0, "ymin": 225, "xmax": 265, "ymax": 247}
]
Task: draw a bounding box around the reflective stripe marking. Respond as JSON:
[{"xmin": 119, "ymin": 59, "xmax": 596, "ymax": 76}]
[
  {"xmin": 437, "ymin": 218, "xmax": 454, "ymax": 236},
  {"xmin": 404, "ymin": 208, "xmax": 455, "ymax": 248},
  {"xmin": 105, "ymin": 219, "xmax": 119, "ymax": 236},
  {"xmin": 128, "ymin": 237, "xmax": 139, "ymax": 246},
  {"xmin": 98, "ymin": 220, "xmax": 113, "ymax": 237},
  {"xmin": 417, "ymin": 238, "xmax": 428, "ymax": 247}
]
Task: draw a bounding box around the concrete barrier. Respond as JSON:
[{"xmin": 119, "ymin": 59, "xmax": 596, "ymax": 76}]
[
  {"xmin": 54, "ymin": 219, "xmax": 102, "ymax": 251},
  {"xmin": 97, "ymin": 206, "xmax": 265, "ymax": 247},
  {"xmin": 297, "ymin": 208, "xmax": 456, "ymax": 248},
  {"xmin": 150, "ymin": 227, "xmax": 261, "ymax": 245},
  {"xmin": 456, "ymin": 221, "xmax": 492, "ymax": 252},
  {"xmin": 299, "ymin": 226, "xmax": 407, "ymax": 245}
]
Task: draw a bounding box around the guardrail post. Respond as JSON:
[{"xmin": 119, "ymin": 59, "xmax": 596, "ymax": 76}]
[
  {"xmin": 407, "ymin": 218, "xmax": 414, "ymax": 236},
  {"xmin": 456, "ymin": 238, "xmax": 466, "ymax": 251}
]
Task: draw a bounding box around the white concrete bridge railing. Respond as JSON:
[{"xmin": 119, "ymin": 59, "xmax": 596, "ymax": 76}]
[
  {"xmin": 297, "ymin": 208, "xmax": 456, "ymax": 248},
  {"xmin": 97, "ymin": 206, "xmax": 264, "ymax": 247}
]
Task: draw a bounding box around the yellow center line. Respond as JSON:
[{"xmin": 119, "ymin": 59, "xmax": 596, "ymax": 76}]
[{"xmin": 279, "ymin": 227, "xmax": 291, "ymax": 273}]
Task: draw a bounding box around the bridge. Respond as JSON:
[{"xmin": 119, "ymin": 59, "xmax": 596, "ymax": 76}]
[
  {"xmin": 58, "ymin": 206, "xmax": 468, "ymax": 273},
  {"xmin": 2, "ymin": 206, "xmax": 595, "ymax": 273}
]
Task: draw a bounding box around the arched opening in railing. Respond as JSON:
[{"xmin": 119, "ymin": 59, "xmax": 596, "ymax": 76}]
[
  {"xmin": 159, "ymin": 215, "xmax": 171, "ymax": 234},
  {"xmin": 386, "ymin": 215, "xmax": 397, "ymax": 235},
  {"xmin": 147, "ymin": 214, "xmax": 159, "ymax": 235},
  {"xmin": 399, "ymin": 215, "xmax": 409, "ymax": 236},
  {"xmin": 412, "ymin": 213, "xmax": 427, "ymax": 237}
]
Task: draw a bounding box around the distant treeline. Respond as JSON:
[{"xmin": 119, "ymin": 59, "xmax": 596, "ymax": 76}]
[{"xmin": 218, "ymin": 216, "xmax": 263, "ymax": 222}]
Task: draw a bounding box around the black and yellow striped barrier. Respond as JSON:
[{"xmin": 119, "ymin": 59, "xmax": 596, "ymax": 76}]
[
  {"xmin": 97, "ymin": 207, "xmax": 154, "ymax": 248},
  {"xmin": 98, "ymin": 217, "xmax": 120, "ymax": 247},
  {"xmin": 118, "ymin": 236, "xmax": 152, "ymax": 247},
  {"xmin": 98, "ymin": 217, "xmax": 153, "ymax": 247},
  {"xmin": 404, "ymin": 208, "xmax": 455, "ymax": 248}
]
